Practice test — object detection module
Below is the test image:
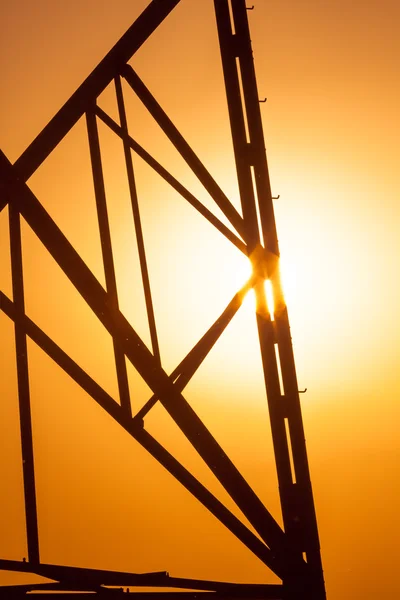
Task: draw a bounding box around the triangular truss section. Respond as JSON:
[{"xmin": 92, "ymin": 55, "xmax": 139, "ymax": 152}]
[{"xmin": 0, "ymin": 1, "xmax": 326, "ymax": 599}]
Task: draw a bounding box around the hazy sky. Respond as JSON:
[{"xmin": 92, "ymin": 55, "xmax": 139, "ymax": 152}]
[{"xmin": 1, "ymin": 1, "xmax": 399, "ymax": 599}]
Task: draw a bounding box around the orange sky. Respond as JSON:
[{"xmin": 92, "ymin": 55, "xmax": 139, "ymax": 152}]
[{"xmin": 1, "ymin": 1, "xmax": 400, "ymax": 599}]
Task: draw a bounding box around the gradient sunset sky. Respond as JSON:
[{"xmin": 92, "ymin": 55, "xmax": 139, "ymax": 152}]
[{"xmin": 1, "ymin": 1, "xmax": 399, "ymax": 599}]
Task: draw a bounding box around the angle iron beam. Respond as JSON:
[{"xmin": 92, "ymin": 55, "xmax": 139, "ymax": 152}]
[
  {"xmin": 8, "ymin": 203, "xmax": 40, "ymax": 564},
  {"xmin": 0, "ymin": 290, "xmax": 282, "ymax": 576},
  {"xmin": 86, "ymin": 108, "xmax": 132, "ymax": 415},
  {"xmin": 273, "ymin": 311, "xmax": 325, "ymax": 577},
  {"xmin": 229, "ymin": 0, "xmax": 279, "ymax": 258},
  {"xmin": 13, "ymin": 0, "xmax": 182, "ymax": 181},
  {"xmin": 0, "ymin": 595, "xmax": 284, "ymax": 600},
  {"xmin": 0, "ymin": 559, "xmax": 283, "ymax": 595},
  {"xmin": 213, "ymin": 0, "xmax": 260, "ymax": 250},
  {"xmin": 114, "ymin": 76, "xmax": 161, "ymax": 366},
  {"xmin": 134, "ymin": 429, "xmax": 282, "ymax": 575},
  {"xmin": 0, "ymin": 585, "xmax": 285, "ymax": 600},
  {"xmin": 0, "ymin": 560, "xmax": 164, "ymax": 587},
  {"xmin": 0, "ymin": 290, "xmax": 121, "ymax": 425},
  {"xmin": 215, "ymin": 1, "xmax": 326, "ymax": 597},
  {"xmin": 121, "ymin": 65, "xmax": 247, "ymax": 241},
  {"xmin": 152, "ymin": 579, "xmax": 284, "ymax": 596},
  {"xmin": 231, "ymin": 0, "xmax": 325, "ymax": 590},
  {"xmin": 134, "ymin": 277, "xmax": 252, "ymax": 420},
  {"xmin": 214, "ymin": 0, "xmax": 300, "ymax": 568},
  {"xmin": 95, "ymin": 106, "xmax": 246, "ymax": 255},
  {"xmin": 215, "ymin": 0, "xmax": 296, "ymax": 524},
  {"xmin": 0, "ymin": 590, "xmax": 285, "ymax": 600}
]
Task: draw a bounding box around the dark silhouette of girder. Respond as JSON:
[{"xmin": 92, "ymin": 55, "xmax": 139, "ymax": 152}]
[{"xmin": 0, "ymin": 1, "xmax": 326, "ymax": 598}]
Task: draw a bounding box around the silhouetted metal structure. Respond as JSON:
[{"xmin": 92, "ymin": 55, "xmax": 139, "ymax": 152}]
[{"xmin": 0, "ymin": 1, "xmax": 326, "ymax": 598}]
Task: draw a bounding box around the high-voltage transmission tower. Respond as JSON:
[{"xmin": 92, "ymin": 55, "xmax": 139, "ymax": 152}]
[{"xmin": 0, "ymin": 1, "xmax": 326, "ymax": 599}]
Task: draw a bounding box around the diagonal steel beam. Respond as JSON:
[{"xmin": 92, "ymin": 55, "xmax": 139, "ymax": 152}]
[
  {"xmin": 114, "ymin": 76, "xmax": 161, "ymax": 367},
  {"xmin": 0, "ymin": 151, "xmax": 297, "ymax": 567},
  {"xmin": 13, "ymin": 0, "xmax": 182, "ymax": 181},
  {"xmin": 0, "ymin": 289, "xmax": 280, "ymax": 575},
  {"xmin": 134, "ymin": 277, "xmax": 253, "ymax": 421},
  {"xmin": 86, "ymin": 108, "xmax": 132, "ymax": 415},
  {"xmin": 95, "ymin": 106, "xmax": 247, "ymax": 255},
  {"xmin": 122, "ymin": 65, "xmax": 247, "ymax": 241},
  {"xmin": 134, "ymin": 429, "xmax": 282, "ymax": 575}
]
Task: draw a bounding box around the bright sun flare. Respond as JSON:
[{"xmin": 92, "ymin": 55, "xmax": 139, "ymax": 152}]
[{"xmin": 231, "ymin": 254, "xmax": 276, "ymax": 320}]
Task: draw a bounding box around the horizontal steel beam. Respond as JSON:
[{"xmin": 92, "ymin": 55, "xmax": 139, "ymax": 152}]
[
  {"xmin": 0, "ymin": 586, "xmax": 285, "ymax": 600},
  {"xmin": 0, "ymin": 560, "xmax": 285, "ymax": 596}
]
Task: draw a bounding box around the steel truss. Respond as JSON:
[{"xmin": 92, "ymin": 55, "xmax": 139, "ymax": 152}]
[{"xmin": 0, "ymin": 1, "xmax": 326, "ymax": 598}]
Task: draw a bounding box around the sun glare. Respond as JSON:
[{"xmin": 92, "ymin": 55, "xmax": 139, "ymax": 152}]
[
  {"xmin": 241, "ymin": 279, "xmax": 276, "ymax": 318},
  {"xmin": 264, "ymin": 279, "xmax": 275, "ymax": 320},
  {"xmin": 232, "ymin": 254, "xmax": 253, "ymax": 291}
]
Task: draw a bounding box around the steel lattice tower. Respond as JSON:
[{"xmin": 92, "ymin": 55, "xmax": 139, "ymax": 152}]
[{"xmin": 0, "ymin": 1, "xmax": 326, "ymax": 599}]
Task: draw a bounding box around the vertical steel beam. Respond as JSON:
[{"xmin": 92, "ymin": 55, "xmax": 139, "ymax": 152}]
[
  {"xmin": 114, "ymin": 76, "xmax": 161, "ymax": 367},
  {"xmin": 86, "ymin": 109, "xmax": 132, "ymax": 415},
  {"xmin": 9, "ymin": 203, "xmax": 40, "ymax": 564},
  {"xmin": 214, "ymin": 1, "xmax": 325, "ymax": 597}
]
